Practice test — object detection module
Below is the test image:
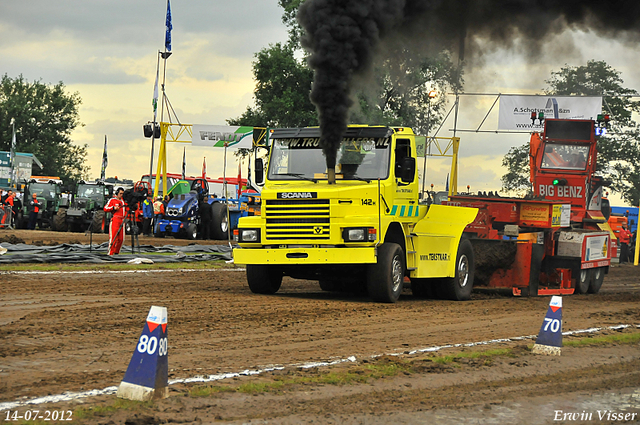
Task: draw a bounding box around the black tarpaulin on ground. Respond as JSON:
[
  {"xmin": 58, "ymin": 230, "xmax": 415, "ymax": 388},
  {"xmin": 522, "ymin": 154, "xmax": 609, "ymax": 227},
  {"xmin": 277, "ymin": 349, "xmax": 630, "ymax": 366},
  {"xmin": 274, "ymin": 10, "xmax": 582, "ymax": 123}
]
[{"xmin": 0, "ymin": 242, "xmax": 235, "ymax": 263}]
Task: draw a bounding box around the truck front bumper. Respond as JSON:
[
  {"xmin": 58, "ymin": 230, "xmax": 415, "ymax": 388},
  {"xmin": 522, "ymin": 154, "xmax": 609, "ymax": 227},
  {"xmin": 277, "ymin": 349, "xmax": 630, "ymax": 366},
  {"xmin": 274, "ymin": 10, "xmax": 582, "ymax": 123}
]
[{"xmin": 233, "ymin": 246, "xmax": 377, "ymax": 266}]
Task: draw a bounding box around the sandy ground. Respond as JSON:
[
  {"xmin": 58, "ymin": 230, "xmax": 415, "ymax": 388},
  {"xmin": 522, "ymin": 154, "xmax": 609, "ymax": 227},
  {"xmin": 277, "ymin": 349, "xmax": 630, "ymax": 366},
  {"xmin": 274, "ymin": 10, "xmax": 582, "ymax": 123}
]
[{"xmin": 0, "ymin": 229, "xmax": 639, "ymax": 424}]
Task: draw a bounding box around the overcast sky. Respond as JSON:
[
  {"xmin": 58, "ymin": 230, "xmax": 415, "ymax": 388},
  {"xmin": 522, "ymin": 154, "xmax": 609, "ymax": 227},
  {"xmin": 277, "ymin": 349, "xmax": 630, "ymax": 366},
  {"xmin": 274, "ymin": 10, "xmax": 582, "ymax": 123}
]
[{"xmin": 1, "ymin": 1, "xmax": 639, "ymax": 205}]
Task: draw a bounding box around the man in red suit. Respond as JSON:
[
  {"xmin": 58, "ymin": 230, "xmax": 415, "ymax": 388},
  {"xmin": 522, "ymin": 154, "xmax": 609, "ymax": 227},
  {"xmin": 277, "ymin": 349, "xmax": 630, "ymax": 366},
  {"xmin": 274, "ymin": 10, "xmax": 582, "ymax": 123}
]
[{"xmin": 104, "ymin": 187, "xmax": 127, "ymax": 255}]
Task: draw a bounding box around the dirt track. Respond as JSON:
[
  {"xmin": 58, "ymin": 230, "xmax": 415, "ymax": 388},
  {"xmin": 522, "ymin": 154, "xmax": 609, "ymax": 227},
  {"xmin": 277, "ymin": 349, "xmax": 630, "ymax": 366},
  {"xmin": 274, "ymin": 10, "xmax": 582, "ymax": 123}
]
[{"xmin": 1, "ymin": 229, "xmax": 639, "ymax": 424}]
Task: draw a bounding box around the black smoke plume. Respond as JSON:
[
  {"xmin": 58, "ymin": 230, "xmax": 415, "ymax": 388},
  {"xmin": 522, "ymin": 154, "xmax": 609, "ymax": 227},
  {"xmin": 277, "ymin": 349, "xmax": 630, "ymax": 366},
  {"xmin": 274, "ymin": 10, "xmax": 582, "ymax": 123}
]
[{"xmin": 299, "ymin": 0, "xmax": 640, "ymax": 182}]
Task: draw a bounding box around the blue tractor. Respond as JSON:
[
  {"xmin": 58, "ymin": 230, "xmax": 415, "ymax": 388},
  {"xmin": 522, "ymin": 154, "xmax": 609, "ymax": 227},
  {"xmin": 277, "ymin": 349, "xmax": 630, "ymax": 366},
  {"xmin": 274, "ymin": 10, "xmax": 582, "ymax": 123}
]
[{"xmin": 155, "ymin": 178, "xmax": 208, "ymax": 239}]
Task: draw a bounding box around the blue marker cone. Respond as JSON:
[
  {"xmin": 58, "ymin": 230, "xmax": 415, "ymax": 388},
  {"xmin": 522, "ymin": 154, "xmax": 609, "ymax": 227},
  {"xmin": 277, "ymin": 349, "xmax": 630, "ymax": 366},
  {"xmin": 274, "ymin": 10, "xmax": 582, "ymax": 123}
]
[
  {"xmin": 117, "ymin": 306, "xmax": 169, "ymax": 401},
  {"xmin": 532, "ymin": 296, "xmax": 563, "ymax": 356}
]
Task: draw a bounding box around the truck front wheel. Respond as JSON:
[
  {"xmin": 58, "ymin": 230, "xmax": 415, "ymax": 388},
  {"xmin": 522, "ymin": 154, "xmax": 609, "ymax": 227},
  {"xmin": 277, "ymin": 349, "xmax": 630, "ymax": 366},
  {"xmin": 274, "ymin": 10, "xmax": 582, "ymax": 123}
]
[
  {"xmin": 246, "ymin": 265, "xmax": 283, "ymax": 294},
  {"xmin": 439, "ymin": 239, "xmax": 474, "ymax": 301},
  {"xmin": 367, "ymin": 243, "xmax": 405, "ymax": 303}
]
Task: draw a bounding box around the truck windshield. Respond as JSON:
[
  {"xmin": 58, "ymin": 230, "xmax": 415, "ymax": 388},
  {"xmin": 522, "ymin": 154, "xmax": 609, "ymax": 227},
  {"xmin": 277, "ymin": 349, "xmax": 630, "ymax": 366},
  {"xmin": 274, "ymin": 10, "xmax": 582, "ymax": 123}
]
[
  {"xmin": 268, "ymin": 137, "xmax": 391, "ymax": 181},
  {"xmin": 541, "ymin": 143, "xmax": 589, "ymax": 171},
  {"xmin": 29, "ymin": 183, "xmax": 58, "ymax": 199}
]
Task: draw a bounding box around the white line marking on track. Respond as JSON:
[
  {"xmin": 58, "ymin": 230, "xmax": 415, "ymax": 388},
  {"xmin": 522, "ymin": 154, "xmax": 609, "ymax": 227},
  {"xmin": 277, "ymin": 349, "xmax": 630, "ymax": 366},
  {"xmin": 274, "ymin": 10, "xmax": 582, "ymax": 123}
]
[
  {"xmin": 0, "ymin": 268, "xmax": 244, "ymax": 275},
  {"xmin": 1, "ymin": 324, "xmax": 637, "ymax": 411}
]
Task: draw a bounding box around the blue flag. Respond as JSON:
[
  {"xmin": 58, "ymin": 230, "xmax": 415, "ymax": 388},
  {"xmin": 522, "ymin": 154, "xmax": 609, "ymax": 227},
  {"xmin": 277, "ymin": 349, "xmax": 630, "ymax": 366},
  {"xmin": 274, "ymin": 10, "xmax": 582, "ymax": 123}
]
[{"xmin": 165, "ymin": 0, "xmax": 172, "ymax": 52}]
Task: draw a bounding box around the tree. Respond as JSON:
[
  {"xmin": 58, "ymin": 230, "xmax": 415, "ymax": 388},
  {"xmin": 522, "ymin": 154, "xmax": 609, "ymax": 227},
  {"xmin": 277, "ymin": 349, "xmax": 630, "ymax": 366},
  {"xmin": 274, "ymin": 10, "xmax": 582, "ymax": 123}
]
[
  {"xmin": 0, "ymin": 74, "xmax": 89, "ymax": 184},
  {"xmin": 501, "ymin": 61, "xmax": 640, "ymax": 205},
  {"xmin": 230, "ymin": 1, "xmax": 460, "ymax": 137},
  {"xmin": 351, "ymin": 50, "xmax": 459, "ymax": 135},
  {"xmin": 500, "ymin": 144, "xmax": 530, "ymax": 195},
  {"xmin": 227, "ymin": 43, "xmax": 317, "ymax": 128}
]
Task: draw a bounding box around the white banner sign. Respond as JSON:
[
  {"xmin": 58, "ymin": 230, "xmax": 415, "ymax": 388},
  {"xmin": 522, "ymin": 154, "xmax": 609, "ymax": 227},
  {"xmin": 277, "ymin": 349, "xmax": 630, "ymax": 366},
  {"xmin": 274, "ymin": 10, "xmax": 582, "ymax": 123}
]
[
  {"xmin": 191, "ymin": 125, "xmax": 254, "ymax": 149},
  {"xmin": 498, "ymin": 95, "xmax": 602, "ymax": 131}
]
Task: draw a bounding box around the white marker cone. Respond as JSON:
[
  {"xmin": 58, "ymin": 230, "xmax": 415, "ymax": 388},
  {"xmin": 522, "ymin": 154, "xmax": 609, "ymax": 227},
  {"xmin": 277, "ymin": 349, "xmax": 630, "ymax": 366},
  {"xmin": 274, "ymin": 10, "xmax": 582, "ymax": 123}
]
[
  {"xmin": 117, "ymin": 306, "xmax": 169, "ymax": 401},
  {"xmin": 531, "ymin": 296, "xmax": 563, "ymax": 356}
]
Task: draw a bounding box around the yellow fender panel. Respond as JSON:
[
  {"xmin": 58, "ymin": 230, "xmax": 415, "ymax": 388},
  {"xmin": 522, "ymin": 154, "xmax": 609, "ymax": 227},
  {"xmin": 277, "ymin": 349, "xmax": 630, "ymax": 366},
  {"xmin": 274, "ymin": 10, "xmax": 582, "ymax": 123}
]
[{"xmin": 411, "ymin": 205, "xmax": 478, "ymax": 278}]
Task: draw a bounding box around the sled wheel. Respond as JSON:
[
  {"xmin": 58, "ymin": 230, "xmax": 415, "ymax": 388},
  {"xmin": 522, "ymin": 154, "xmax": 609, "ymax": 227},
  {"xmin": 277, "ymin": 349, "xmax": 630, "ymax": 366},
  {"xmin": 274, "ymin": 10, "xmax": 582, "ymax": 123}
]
[
  {"xmin": 588, "ymin": 267, "xmax": 605, "ymax": 294},
  {"xmin": 575, "ymin": 269, "xmax": 591, "ymax": 294}
]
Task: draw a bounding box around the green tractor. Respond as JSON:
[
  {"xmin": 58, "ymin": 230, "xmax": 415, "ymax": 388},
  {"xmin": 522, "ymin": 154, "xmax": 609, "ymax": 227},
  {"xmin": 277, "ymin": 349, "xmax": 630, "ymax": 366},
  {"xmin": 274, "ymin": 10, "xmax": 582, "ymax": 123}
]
[
  {"xmin": 55, "ymin": 180, "xmax": 113, "ymax": 233},
  {"xmin": 18, "ymin": 178, "xmax": 64, "ymax": 230}
]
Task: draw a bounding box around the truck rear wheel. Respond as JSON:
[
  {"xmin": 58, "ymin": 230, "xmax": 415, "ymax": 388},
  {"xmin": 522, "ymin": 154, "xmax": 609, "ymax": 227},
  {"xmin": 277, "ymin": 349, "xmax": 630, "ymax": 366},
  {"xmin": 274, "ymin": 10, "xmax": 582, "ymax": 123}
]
[
  {"xmin": 439, "ymin": 239, "xmax": 474, "ymax": 301},
  {"xmin": 367, "ymin": 243, "xmax": 405, "ymax": 303},
  {"xmin": 211, "ymin": 203, "xmax": 229, "ymax": 240},
  {"xmin": 246, "ymin": 265, "xmax": 283, "ymax": 294},
  {"xmin": 53, "ymin": 208, "xmax": 68, "ymax": 232},
  {"xmin": 575, "ymin": 269, "xmax": 591, "ymax": 294},
  {"xmin": 588, "ymin": 267, "xmax": 605, "ymax": 294}
]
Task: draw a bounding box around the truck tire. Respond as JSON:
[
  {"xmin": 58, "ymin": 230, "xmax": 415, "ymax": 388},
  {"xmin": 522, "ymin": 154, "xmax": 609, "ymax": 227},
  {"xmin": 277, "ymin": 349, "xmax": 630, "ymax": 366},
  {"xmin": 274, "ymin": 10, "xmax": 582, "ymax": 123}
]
[
  {"xmin": 53, "ymin": 208, "xmax": 68, "ymax": 232},
  {"xmin": 186, "ymin": 223, "xmax": 197, "ymax": 240},
  {"xmin": 438, "ymin": 239, "xmax": 474, "ymax": 301},
  {"xmin": 246, "ymin": 265, "xmax": 283, "ymax": 294},
  {"xmin": 367, "ymin": 243, "xmax": 405, "ymax": 303},
  {"xmin": 588, "ymin": 267, "xmax": 605, "ymax": 294},
  {"xmin": 92, "ymin": 211, "xmax": 106, "ymax": 233},
  {"xmin": 575, "ymin": 269, "xmax": 591, "ymax": 294},
  {"xmin": 211, "ymin": 203, "xmax": 229, "ymax": 240}
]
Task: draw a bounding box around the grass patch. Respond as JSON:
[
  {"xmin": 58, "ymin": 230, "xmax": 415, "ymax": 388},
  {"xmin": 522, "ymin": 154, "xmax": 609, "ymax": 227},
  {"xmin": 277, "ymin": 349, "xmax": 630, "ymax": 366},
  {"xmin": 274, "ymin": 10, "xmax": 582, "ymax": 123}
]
[
  {"xmin": 189, "ymin": 385, "xmax": 236, "ymax": 397},
  {"xmin": 73, "ymin": 398, "xmax": 153, "ymax": 421},
  {"xmin": 0, "ymin": 260, "xmax": 230, "ymax": 272},
  {"xmin": 564, "ymin": 331, "xmax": 640, "ymax": 347},
  {"xmin": 431, "ymin": 348, "xmax": 514, "ymax": 364}
]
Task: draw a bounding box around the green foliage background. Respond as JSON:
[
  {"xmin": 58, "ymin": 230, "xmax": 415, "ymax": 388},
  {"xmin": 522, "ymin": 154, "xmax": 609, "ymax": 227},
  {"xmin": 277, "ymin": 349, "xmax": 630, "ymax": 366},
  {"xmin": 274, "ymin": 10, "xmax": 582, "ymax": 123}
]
[{"xmin": 0, "ymin": 74, "xmax": 89, "ymax": 184}]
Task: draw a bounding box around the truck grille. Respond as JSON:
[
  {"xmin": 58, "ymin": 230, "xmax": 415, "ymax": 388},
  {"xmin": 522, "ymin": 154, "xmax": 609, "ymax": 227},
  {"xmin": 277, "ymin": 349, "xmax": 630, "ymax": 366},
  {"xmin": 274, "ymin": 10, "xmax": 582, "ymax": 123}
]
[{"xmin": 264, "ymin": 199, "xmax": 330, "ymax": 240}]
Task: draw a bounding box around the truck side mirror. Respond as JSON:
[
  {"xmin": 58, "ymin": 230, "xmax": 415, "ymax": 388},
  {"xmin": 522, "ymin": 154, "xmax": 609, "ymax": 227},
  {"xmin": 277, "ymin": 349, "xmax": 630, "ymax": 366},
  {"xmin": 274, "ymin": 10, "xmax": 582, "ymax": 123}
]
[
  {"xmin": 400, "ymin": 157, "xmax": 415, "ymax": 183},
  {"xmin": 255, "ymin": 158, "xmax": 264, "ymax": 185}
]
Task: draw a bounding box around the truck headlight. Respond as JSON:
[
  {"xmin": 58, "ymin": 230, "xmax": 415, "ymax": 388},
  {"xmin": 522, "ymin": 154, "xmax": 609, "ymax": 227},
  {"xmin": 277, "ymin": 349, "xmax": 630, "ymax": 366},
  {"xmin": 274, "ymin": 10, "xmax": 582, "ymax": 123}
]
[
  {"xmin": 343, "ymin": 227, "xmax": 376, "ymax": 242},
  {"xmin": 238, "ymin": 229, "xmax": 260, "ymax": 242}
]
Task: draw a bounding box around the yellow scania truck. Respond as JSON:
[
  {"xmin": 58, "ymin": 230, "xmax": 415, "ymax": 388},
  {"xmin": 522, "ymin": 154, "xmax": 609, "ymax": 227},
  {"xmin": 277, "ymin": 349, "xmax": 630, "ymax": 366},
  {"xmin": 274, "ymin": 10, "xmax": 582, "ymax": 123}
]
[{"xmin": 232, "ymin": 126, "xmax": 478, "ymax": 303}]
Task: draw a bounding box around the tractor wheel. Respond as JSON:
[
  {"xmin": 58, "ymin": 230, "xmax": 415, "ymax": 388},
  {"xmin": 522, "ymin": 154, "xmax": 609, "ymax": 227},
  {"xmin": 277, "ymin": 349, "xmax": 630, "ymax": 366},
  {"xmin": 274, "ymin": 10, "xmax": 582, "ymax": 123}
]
[
  {"xmin": 211, "ymin": 203, "xmax": 229, "ymax": 240},
  {"xmin": 366, "ymin": 243, "xmax": 405, "ymax": 303},
  {"xmin": 186, "ymin": 223, "xmax": 197, "ymax": 240},
  {"xmin": 16, "ymin": 211, "xmax": 26, "ymax": 229},
  {"xmin": 588, "ymin": 267, "xmax": 605, "ymax": 294},
  {"xmin": 92, "ymin": 211, "xmax": 106, "ymax": 233},
  {"xmin": 438, "ymin": 239, "xmax": 475, "ymax": 301},
  {"xmin": 104, "ymin": 215, "xmax": 111, "ymax": 234},
  {"xmin": 575, "ymin": 269, "xmax": 591, "ymax": 294},
  {"xmin": 53, "ymin": 208, "xmax": 68, "ymax": 232},
  {"xmin": 246, "ymin": 265, "xmax": 283, "ymax": 294}
]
